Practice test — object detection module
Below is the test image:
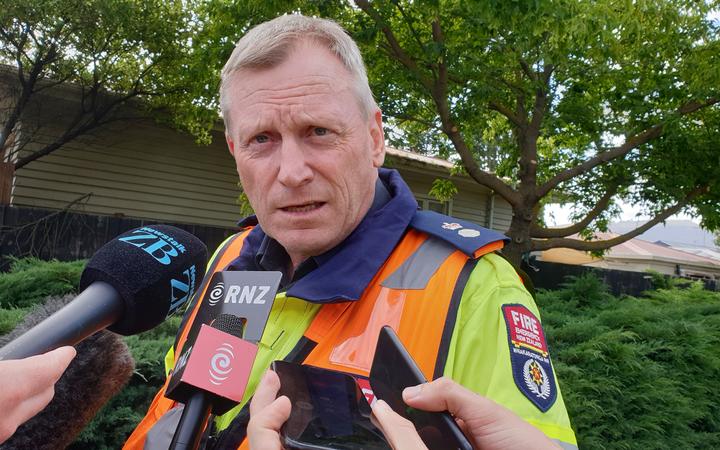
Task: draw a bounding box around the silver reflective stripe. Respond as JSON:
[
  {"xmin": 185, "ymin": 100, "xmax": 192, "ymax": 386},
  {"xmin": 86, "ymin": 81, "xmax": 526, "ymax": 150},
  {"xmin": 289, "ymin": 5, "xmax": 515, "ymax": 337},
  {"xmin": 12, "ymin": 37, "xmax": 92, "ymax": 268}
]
[
  {"xmin": 554, "ymin": 439, "xmax": 578, "ymax": 450},
  {"xmin": 381, "ymin": 236, "xmax": 457, "ymax": 289},
  {"xmin": 144, "ymin": 405, "xmax": 183, "ymax": 450}
]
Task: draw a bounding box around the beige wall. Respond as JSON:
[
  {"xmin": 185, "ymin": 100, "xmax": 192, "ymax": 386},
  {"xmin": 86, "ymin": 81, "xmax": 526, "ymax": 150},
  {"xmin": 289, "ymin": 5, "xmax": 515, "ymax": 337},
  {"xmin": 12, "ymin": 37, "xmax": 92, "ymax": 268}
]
[{"xmin": 11, "ymin": 117, "xmax": 241, "ymax": 227}]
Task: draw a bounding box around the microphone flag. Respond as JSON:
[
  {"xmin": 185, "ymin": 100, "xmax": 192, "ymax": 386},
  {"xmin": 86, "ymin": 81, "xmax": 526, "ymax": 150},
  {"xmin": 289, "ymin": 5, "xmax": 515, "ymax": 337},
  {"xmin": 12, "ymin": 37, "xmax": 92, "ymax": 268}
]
[{"xmin": 165, "ymin": 271, "xmax": 281, "ymax": 415}]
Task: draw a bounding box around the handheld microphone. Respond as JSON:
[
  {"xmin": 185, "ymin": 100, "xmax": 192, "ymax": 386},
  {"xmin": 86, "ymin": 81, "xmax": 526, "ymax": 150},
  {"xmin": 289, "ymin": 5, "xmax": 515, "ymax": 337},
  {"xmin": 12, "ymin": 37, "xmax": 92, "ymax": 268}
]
[
  {"xmin": 0, "ymin": 225, "xmax": 208, "ymax": 360},
  {"xmin": 164, "ymin": 271, "xmax": 282, "ymax": 450},
  {"xmin": 169, "ymin": 314, "xmax": 250, "ymax": 450}
]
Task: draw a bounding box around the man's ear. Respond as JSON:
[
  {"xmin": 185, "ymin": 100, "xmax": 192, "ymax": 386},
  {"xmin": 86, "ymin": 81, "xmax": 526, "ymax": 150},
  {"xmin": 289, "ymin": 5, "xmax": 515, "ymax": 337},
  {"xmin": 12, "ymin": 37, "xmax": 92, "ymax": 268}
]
[
  {"xmin": 370, "ymin": 109, "xmax": 385, "ymax": 168},
  {"xmin": 226, "ymin": 133, "xmax": 235, "ymax": 155}
]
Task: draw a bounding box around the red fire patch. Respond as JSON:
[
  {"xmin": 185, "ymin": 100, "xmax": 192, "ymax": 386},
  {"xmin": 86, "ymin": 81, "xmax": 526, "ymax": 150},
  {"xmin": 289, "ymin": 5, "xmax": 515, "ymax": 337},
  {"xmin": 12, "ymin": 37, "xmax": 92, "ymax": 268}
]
[{"xmin": 502, "ymin": 305, "xmax": 548, "ymax": 356}]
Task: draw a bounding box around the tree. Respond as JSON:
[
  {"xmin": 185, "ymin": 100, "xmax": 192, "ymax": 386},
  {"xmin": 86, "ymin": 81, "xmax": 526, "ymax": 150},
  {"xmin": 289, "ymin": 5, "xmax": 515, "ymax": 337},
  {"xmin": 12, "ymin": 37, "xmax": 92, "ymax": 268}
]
[
  {"xmin": 0, "ymin": 0, "xmax": 196, "ymax": 172},
  {"xmin": 161, "ymin": 0, "xmax": 720, "ymax": 264},
  {"xmin": 349, "ymin": 0, "xmax": 720, "ymax": 263}
]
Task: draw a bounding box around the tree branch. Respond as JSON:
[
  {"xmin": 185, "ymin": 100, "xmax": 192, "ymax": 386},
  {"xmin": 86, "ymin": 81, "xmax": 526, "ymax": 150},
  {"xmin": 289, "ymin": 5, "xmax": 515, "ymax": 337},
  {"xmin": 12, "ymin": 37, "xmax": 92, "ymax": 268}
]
[
  {"xmin": 355, "ymin": 0, "xmax": 433, "ymax": 91},
  {"xmin": 429, "ymin": 19, "xmax": 519, "ymax": 206},
  {"xmin": 518, "ymin": 57, "xmax": 536, "ymax": 81},
  {"xmin": 531, "ymin": 186, "xmax": 708, "ymax": 251},
  {"xmin": 531, "ymin": 184, "xmax": 618, "ymax": 238},
  {"xmin": 537, "ymin": 97, "xmax": 719, "ymax": 199},
  {"xmin": 488, "ymin": 100, "xmax": 525, "ymax": 129}
]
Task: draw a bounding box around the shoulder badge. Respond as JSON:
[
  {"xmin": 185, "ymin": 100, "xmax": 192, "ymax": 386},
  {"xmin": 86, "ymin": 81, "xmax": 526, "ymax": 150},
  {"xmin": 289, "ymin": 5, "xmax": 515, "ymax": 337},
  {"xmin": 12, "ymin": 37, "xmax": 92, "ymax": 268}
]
[
  {"xmin": 410, "ymin": 210, "xmax": 509, "ymax": 256},
  {"xmin": 502, "ymin": 304, "xmax": 557, "ymax": 412}
]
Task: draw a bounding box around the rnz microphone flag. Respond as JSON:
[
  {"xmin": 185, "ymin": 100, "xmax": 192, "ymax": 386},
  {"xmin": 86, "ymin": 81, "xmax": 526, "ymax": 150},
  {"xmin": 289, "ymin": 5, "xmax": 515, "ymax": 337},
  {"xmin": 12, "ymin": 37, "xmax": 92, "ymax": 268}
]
[{"xmin": 166, "ymin": 271, "xmax": 282, "ymax": 414}]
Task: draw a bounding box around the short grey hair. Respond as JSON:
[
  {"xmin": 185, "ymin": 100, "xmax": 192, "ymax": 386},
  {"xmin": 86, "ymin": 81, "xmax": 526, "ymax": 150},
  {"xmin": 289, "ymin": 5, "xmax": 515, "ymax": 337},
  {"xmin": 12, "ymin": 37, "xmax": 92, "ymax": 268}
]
[{"xmin": 219, "ymin": 14, "xmax": 377, "ymax": 129}]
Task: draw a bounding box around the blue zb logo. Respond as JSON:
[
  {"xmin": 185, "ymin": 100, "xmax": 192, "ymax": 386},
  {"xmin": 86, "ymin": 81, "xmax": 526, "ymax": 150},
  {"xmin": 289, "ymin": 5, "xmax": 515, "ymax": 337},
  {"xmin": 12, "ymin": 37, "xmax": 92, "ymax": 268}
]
[
  {"xmin": 118, "ymin": 230, "xmax": 178, "ymax": 265},
  {"xmin": 168, "ymin": 265, "xmax": 196, "ymax": 316}
]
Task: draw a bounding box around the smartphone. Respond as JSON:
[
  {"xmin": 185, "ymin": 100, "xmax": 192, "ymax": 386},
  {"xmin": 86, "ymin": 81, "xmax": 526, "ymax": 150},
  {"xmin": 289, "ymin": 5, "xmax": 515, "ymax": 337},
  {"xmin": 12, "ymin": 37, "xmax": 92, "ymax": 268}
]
[
  {"xmin": 369, "ymin": 326, "xmax": 473, "ymax": 450},
  {"xmin": 271, "ymin": 360, "xmax": 391, "ymax": 450}
]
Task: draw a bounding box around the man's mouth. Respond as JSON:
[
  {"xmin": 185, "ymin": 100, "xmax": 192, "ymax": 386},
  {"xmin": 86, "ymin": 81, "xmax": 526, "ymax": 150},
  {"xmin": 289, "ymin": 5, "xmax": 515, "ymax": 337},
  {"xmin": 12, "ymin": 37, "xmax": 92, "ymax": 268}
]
[{"xmin": 281, "ymin": 202, "xmax": 325, "ymax": 213}]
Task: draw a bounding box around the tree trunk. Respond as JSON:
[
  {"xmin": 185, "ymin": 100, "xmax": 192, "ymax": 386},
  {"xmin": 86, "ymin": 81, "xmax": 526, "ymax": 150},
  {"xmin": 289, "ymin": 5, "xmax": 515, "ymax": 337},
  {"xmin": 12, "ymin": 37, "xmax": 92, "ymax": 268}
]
[
  {"xmin": 502, "ymin": 205, "xmax": 534, "ymax": 265},
  {"xmin": 0, "ymin": 162, "xmax": 14, "ymax": 205}
]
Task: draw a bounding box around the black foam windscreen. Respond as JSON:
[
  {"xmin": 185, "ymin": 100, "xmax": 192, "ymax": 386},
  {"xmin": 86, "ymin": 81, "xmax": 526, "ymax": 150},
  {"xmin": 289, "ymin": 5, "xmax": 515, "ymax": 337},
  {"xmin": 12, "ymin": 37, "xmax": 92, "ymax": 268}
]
[
  {"xmin": 210, "ymin": 313, "xmax": 245, "ymax": 338},
  {"xmin": 79, "ymin": 225, "xmax": 208, "ymax": 335}
]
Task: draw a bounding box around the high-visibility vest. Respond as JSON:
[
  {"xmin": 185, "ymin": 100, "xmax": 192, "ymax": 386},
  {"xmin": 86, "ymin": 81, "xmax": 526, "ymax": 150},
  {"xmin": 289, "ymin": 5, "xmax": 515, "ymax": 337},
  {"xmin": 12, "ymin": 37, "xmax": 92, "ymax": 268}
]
[{"xmin": 123, "ymin": 224, "xmax": 525, "ymax": 449}]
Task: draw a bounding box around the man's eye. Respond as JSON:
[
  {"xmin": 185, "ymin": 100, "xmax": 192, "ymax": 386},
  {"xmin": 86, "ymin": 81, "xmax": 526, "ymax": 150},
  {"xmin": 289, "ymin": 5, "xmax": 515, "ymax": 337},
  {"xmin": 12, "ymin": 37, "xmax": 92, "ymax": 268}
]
[
  {"xmin": 254, "ymin": 134, "xmax": 269, "ymax": 144},
  {"xmin": 313, "ymin": 127, "xmax": 328, "ymax": 136}
]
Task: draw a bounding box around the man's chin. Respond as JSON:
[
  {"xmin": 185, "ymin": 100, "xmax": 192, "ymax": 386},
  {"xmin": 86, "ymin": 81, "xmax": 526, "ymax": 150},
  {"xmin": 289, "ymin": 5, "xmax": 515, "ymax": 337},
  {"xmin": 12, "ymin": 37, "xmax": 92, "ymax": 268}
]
[{"xmin": 276, "ymin": 231, "xmax": 340, "ymax": 262}]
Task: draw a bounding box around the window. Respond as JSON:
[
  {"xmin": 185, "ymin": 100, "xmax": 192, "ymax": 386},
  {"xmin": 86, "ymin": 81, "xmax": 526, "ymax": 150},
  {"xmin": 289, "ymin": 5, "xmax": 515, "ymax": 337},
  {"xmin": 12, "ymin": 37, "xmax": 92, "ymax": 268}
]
[{"xmin": 416, "ymin": 195, "xmax": 451, "ymax": 215}]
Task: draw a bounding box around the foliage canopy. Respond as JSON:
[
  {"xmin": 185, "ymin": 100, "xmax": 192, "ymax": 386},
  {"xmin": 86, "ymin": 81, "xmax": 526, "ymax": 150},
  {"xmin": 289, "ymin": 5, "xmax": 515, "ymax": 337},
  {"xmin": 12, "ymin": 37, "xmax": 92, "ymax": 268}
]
[{"xmin": 184, "ymin": 0, "xmax": 720, "ymax": 262}]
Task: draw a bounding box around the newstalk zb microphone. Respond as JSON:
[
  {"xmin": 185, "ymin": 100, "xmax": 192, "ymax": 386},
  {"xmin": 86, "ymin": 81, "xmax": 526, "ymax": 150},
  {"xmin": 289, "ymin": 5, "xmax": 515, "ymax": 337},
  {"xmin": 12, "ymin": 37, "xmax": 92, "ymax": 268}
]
[{"xmin": 0, "ymin": 225, "xmax": 208, "ymax": 360}]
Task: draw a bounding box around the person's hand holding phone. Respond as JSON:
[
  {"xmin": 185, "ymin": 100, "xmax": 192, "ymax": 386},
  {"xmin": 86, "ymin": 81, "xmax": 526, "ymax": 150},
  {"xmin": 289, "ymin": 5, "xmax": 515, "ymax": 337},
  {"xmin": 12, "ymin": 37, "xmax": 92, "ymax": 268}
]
[
  {"xmin": 370, "ymin": 377, "xmax": 561, "ymax": 450},
  {"xmin": 247, "ymin": 370, "xmax": 291, "ymax": 450}
]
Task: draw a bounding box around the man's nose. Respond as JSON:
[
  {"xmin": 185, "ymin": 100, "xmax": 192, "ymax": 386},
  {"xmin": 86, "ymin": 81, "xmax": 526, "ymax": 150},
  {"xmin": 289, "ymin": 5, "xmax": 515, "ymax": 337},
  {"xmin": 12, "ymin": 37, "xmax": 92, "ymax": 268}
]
[{"xmin": 276, "ymin": 137, "xmax": 314, "ymax": 187}]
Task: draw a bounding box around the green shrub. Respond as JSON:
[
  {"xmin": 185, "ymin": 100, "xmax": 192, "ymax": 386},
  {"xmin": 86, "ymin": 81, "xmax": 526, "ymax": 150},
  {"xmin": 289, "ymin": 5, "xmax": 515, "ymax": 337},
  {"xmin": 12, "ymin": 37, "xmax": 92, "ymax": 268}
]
[
  {"xmin": 0, "ymin": 307, "xmax": 28, "ymax": 335},
  {"xmin": 538, "ymin": 274, "xmax": 720, "ymax": 449},
  {"xmin": 0, "ymin": 257, "xmax": 85, "ymax": 308}
]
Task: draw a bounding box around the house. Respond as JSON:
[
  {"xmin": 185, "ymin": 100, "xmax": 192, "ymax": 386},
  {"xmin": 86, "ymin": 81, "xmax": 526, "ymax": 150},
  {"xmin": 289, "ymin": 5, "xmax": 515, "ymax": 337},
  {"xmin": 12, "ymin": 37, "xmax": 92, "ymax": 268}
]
[
  {"xmin": 1, "ymin": 72, "xmax": 512, "ymax": 233},
  {"xmin": 538, "ymin": 232, "xmax": 720, "ymax": 280}
]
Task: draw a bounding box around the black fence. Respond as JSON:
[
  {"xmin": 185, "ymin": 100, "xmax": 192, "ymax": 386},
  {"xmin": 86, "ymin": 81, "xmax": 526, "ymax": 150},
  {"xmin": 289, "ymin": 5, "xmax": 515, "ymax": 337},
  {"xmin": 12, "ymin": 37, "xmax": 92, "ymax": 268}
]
[
  {"xmin": 0, "ymin": 205, "xmax": 238, "ymax": 272},
  {"xmin": 522, "ymin": 259, "xmax": 719, "ymax": 296},
  {"xmin": 2, "ymin": 205, "xmax": 718, "ymax": 295}
]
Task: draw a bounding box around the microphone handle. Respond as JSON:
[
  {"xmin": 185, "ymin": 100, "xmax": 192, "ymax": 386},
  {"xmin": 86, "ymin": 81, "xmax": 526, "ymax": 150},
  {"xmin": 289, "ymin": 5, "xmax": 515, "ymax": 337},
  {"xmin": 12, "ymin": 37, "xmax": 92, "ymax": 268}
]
[
  {"xmin": 0, "ymin": 281, "xmax": 124, "ymax": 360},
  {"xmin": 170, "ymin": 391, "xmax": 213, "ymax": 450}
]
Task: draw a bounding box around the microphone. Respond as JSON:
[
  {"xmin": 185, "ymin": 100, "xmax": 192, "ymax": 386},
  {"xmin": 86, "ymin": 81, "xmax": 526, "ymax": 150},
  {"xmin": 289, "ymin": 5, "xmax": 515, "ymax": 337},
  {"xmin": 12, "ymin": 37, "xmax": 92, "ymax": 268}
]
[
  {"xmin": 0, "ymin": 295, "xmax": 135, "ymax": 450},
  {"xmin": 0, "ymin": 225, "xmax": 208, "ymax": 360},
  {"xmin": 164, "ymin": 271, "xmax": 282, "ymax": 450},
  {"xmin": 168, "ymin": 314, "xmax": 250, "ymax": 450}
]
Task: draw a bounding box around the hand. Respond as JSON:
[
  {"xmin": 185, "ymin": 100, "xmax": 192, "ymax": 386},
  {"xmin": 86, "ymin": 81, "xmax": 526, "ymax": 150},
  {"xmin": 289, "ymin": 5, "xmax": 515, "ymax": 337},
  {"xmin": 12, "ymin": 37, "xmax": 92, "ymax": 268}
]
[
  {"xmin": 371, "ymin": 377, "xmax": 560, "ymax": 450},
  {"xmin": 0, "ymin": 346, "xmax": 76, "ymax": 443},
  {"xmin": 247, "ymin": 369, "xmax": 291, "ymax": 450}
]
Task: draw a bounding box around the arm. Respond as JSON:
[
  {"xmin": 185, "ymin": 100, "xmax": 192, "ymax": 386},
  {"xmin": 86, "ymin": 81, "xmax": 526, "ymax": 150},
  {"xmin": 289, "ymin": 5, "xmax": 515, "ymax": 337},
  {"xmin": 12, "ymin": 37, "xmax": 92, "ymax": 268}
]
[{"xmin": 444, "ymin": 253, "xmax": 577, "ymax": 448}]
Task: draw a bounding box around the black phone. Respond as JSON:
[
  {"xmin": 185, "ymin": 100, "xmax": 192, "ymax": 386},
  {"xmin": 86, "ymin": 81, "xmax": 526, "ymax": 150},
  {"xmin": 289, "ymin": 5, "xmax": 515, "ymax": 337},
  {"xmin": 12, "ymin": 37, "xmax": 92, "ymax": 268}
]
[
  {"xmin": 271, "ymin": 360, "xmax": 391, "ymax": 450},
  {"xmin": 369, "ymin": 326, "xmax": 473, "ymax": 450}
]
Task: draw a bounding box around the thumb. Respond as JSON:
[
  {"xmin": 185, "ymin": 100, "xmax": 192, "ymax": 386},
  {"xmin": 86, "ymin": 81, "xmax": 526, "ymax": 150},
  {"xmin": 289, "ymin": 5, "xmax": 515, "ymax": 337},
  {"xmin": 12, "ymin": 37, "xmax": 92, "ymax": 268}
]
[
  {"xmin": 24, "ymin": 347, "xmax": 77, "ymax": 388},
  {"xmin": 402, "ymin": 377, "xmax": 492, "ymax": 418},
  {"xmin": 41, "ymin": 346, "xmax": 77, "ymax": 382}
]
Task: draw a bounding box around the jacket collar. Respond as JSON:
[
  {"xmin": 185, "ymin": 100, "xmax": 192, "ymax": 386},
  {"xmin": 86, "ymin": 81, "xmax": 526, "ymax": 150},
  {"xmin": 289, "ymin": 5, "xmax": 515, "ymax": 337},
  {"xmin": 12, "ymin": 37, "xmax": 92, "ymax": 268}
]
[{"xmin": 228, "ymin": 168, "xmax": 418, "ymax": 303}]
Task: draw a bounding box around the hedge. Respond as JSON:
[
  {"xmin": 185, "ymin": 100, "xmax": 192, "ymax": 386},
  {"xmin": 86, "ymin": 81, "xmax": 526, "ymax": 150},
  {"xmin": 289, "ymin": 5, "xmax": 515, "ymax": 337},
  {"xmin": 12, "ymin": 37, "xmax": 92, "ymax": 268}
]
[{"xmin": 1, "ymin": 258, "xmax": 718, "ymax": 449}]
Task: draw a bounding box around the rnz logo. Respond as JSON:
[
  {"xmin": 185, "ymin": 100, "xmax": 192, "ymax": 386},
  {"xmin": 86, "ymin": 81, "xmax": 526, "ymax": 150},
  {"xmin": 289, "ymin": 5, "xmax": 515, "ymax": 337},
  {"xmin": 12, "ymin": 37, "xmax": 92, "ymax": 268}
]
[
  {"xmin": 209, "ymin": 343, "xmax": 234, "ymax": 386},
  {"xmin": 208, "ymin": 282, "xmax": 224, "ymax": 306},
  {"xmin": 207, "ymin": 283, "xmax": 271, "ymax": 306}
]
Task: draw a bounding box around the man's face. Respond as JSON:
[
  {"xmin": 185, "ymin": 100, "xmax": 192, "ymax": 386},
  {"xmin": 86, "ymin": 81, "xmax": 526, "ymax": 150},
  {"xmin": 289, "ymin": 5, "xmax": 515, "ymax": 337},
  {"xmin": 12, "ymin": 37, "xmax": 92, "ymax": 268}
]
[{"xmin": 224, "ymin": 41, "xmax": 385, "ymax": 265}]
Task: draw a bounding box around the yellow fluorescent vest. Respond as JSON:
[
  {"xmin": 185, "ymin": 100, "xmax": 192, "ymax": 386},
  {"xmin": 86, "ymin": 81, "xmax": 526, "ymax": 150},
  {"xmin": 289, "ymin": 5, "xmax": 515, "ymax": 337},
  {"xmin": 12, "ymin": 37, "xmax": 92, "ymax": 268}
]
[{"xmin": 124, "ymin": 227, "xmax": 577, "ymax": 450}]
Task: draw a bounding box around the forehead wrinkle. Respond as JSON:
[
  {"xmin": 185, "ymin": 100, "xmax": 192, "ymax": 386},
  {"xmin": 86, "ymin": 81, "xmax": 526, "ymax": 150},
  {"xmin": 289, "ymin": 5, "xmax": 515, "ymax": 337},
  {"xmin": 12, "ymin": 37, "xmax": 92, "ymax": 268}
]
[{"xmin": 234, "ymin": 71, "xmax": 348, "ymax": 97}]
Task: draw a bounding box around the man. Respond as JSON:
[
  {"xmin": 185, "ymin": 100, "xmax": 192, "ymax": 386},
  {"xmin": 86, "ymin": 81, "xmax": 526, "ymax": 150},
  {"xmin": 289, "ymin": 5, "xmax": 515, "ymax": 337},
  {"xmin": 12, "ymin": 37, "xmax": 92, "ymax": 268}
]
[{"xmin": 124, "ymin": 14, "xmax": 576, "ymax": 450}]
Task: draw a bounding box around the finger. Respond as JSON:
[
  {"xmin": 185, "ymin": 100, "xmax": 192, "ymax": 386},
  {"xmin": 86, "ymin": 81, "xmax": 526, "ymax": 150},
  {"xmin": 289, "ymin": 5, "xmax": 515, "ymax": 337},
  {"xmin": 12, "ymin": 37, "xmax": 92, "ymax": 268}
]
[
  {"xmin": 250, "ymin": 370, "xmax": 281, "ymax": 416},
  {"xmin": 402, "ymin": 377, "xmax": 517, "ymax": 434},
  {"xmin": 247, "ymin": 395, "xmax": 291, "ymax": 450},
  {"xmin": 402, "ymin": 377, "xmax": 495, "ymax": 420},
  {"xmin": 0, "ymin": 347, "xmax": 76, "ymax": 398},
  {"xmin": 371, "ymin": 399, "xmax": 428, "ymax": 450},
  {"xmin": 41, "ymin": 346, "xmax": 77, "ymax": 380}
]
